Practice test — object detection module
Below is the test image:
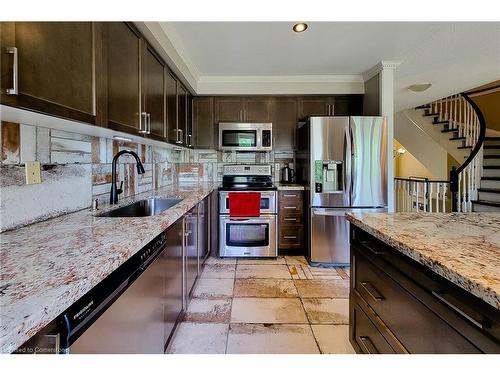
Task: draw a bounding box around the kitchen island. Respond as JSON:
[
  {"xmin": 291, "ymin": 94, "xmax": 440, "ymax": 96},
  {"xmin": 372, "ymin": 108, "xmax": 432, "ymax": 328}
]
[
  {"xmin": 346, "ymin": 212, "xmax": 500, "ymax": 354},
  {"xmin": 0, "ymin": 183, "xmax": 217, "ymax": 354}
]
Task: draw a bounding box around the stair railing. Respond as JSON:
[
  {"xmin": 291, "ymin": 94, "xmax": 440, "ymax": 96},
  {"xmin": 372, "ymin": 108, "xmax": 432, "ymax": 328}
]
[
  {"xmin": 427, "ymin": 93, "xmax": 486, "ymax": 212},
  {"xmin": 395, "ymin": 177, "xmax": 450, "ymax": 212}
]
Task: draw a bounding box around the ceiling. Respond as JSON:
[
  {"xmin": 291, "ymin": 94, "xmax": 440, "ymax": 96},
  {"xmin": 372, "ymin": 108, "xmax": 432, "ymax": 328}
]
[{"xmin": 159, "ymin": 22, "xmax": 500, "ymax": 111}]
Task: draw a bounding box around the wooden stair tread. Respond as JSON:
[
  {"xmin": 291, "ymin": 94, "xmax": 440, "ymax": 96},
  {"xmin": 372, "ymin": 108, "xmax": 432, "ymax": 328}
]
[
  {"xmin": 441, "ymin": 128, "xmax": 459, "ymax": 133},
  {"xmin": 482, "ymin": 176, "xmax": 500, "ymax": 180},
  {"xmin": 457, "ymin": 145, "xmax": 472, "ymax": 149},
  {"xmin": 472, "ymin": 200, "xmax": 500, "ymax": 208},
  {"xmin": 449, "ymin": 136, "xmax": 466, "ymax": 141},
  {"xmin": 484, "ymin": 155, "xmax": 500, "ymax": 159},
  {"xmin": 478, "ymin": 188, "xmax": 500, "ymax": 193},
  {"xmin": 483, "ymin": 165, "xmax": 500, "ymax": 169},
  {"xmin": 484, "ymin": 145, "xmax": 500, "ymax": 149}
]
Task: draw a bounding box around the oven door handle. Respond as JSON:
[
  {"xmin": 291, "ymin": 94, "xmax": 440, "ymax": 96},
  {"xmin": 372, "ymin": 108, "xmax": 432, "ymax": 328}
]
[{"xmin": 229, "ymin": 218, "xmax": 251, "ymax": 222}]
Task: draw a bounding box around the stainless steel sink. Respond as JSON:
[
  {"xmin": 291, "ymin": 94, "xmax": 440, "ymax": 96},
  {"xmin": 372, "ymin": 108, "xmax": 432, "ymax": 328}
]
[{"xmin": 99, "ymin": 197, "xmax": 183, "ymax": 217}]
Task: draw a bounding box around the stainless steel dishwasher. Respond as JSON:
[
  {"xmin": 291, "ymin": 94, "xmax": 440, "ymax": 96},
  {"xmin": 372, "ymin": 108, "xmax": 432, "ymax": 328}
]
[{"xmin": 57, "ymin": 225, "xmax": 183, "ymax": 354}]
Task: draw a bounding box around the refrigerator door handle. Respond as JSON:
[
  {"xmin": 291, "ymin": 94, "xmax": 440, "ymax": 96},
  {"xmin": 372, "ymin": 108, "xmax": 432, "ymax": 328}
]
[
  {"xmin": 344, "ymin": 122, "xmax": 352, "ymax": 206},
  {"xmin": 349, "ymin": 121, "xmax": 355, "ymax": 205},
  {"xmin": 312, "ymin": 208, "xmax": 348, "ymax": 217},
  {"xmin": 312, "ymin": 207, "xmax": 387, "ymax": 217}
]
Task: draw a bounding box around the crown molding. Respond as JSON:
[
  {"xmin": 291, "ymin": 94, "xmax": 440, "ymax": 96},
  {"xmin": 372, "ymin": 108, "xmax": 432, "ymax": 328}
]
[
  {"xmin": 363, "ymin": 60, "xmax": 402, "ymax": 82},
  {"xmin": 198, "ymin": 75, "xmax": 364, "ymax": 83},
  {"xmin": 136, "ymin": 22, "xmax": 200, "ymax": 93},
  {"xmin": 196, "ymin": 75, "xmax": 365, "ymax": 95}
]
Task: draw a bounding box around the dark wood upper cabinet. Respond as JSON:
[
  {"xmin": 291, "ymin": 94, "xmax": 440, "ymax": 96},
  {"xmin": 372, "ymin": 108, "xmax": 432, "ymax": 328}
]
[
  {"xmin": 244, "ymin": 97, "xmax": 273, "ymax": 122},
  {"xmin": 186, "ymin": 93, "xmax": 194, "ymax": 147},
  {"xmin": 106, "ymin": 22, "xmax": 142, "ymax": 134},
  {"xmin": 298, "ymin": 97, "xmax": 335, "ymax": 120},
  {"xmin": 193, "ymin": 97, "xmax": 215, "ymax": 149},
  {"xmin": 0, "ymin": 22, "xmax": 101, "ymax": 125},
  {"xmin": 177, "ymin": 83, "xmax": 188, "ymax": 145},
  {"xmin": 143, "ymin": 44, "xmax": 166, "ymax": 140},
  {"xmin": 214, "ymin": 97, "xmax": 274, "ymax": 123},
  {"xmin": 165, "ymin": 71, "xmax": 179, "ymax": 144},
  {"xmin": 274, "ymin": 98, "xmax": 298, "ymax": 151},
  {"xmin": 215, "ymin": 97, "xmax": 245, "ymax": 122},
  {"xmin": 334, "ymin": 95, "xmax": 363, "ymax": 116}
]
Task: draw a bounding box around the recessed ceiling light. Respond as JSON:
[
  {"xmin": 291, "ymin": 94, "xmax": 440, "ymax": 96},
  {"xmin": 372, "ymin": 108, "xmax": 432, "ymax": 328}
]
[
  {"xmin": 408, "ymin": 83, "xmax": 432, "ymax": 92},
  {"xmin": 293, "ymin": 23, "xmax": 308, "ymax": 33}
]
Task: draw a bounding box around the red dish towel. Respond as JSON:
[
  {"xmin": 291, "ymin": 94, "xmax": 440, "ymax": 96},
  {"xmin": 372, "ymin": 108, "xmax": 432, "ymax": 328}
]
[{"xmin": 228, "ymin": 192, "xmax": 261, "ymax": 217}]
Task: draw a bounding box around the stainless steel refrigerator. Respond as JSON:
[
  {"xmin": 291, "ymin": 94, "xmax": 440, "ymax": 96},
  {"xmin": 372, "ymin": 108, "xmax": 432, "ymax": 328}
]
[{"xmin": 296, "ymin": 116, "xmax": 387, "ymax": 265}]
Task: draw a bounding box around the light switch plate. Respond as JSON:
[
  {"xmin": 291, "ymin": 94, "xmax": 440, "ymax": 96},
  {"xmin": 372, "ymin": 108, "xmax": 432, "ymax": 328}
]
[{"xmin": 25, "ymin": 161, "xmax": 41, "ymax": 184}]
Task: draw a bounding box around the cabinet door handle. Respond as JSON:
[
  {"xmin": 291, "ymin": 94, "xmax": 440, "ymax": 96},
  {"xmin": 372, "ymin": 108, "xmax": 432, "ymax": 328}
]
[
  {"xmin": 284, "ymin": 235, "xmax": 297, "ymax": 239},
  {"xmin": 359, "ymin": 241, "xmax": 385, "ymax": 256},
  {"xmin": 359, "ymin": 336, "xmax": 378, "ymax": 354},
  {"xmin": 283, "ymin": 194, "xmax": 298, "ymax": 198},
  {"xmin": 360, "ymin": 281, "xmax": 385, "ymax": 301},
  {"xmin": 146, "ymin": 113, "xmax": 151, "ymax": 134},
  {"xmin": 431, "ymin": 291, "xmax": 488, "ymax": 329},
  {"xmin": 284, "ymin": 206, "xmax": 297, "ymax": 210},
  {"xmin": 284, "ymin": 218, "xmax": 298, "ymax": 222},
  {"xmin": 139, "ymin": 112, "xmax": 148, "ymax": 134},
  {"xmin": 176, "ymin": 128, "xmax": 183, "ymax": 144},
  {"xmin": 5, "ymin": 47, "xmax": 18, "ymax": 95}
]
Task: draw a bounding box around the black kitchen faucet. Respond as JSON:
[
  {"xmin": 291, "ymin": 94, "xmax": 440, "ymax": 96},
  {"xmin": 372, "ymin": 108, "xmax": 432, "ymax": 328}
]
[{"xmin": 109, "ymin": 150, "xmax": 146, "ymax": 204}]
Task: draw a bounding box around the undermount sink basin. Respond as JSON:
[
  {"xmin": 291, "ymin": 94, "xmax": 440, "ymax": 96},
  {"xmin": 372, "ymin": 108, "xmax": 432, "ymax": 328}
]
[{"xmin": 99, "ymin": 197, "xmax": 183, "ymax": 217}]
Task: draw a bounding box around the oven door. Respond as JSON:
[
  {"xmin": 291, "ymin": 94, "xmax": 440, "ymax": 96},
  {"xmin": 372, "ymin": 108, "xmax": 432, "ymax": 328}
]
[
  {"xmin": 219, "ymin": 215, "xmax": 277, "ymax": 257},
  {"xmin": 219, "ymin": 191, "xmax": 277, "ymax": 215}
]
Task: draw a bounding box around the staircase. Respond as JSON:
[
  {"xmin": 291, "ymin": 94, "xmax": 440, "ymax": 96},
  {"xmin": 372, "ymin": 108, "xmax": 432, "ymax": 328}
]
[
  {"xmin": 473, "ymin": 137, "xmax": 500, "ymax": 211},
  {"xmin": 411, "ymin": 93, "xmax": 497, "ymax": 212}
]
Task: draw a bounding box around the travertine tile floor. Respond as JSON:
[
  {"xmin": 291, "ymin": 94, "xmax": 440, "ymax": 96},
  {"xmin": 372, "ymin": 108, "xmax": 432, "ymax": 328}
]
[{"xmin": 167, "ymin": 256, "xmax": 355, "ymax": 354}]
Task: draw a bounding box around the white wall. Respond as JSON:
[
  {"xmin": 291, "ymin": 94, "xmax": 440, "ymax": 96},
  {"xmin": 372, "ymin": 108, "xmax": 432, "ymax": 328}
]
[{"xmin": 394, "ymin": 111, "xmax": 449, "ymax": 179}]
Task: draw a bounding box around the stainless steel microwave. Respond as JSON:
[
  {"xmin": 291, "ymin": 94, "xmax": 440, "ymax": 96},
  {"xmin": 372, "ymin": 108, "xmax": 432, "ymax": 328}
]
[{"xmin": 218, "ymin": 123, "xmax": 272, "ymax": 151}]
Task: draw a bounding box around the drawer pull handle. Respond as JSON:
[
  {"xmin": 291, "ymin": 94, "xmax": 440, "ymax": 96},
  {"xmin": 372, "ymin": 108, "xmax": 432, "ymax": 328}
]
[
  {"xmin": 283, "ymin": 194, "xmax": 298, "ymax": 197},
  {"xmin": 360, "ymin": 241, "xmax": 385, "ymax": 255},
  {"xmin": 284, "ymin": 206, "xmax": 297, "ymax": 209},
  {"xmin": 431, "ymin": 291, "xmax": 488, "ymax": 329},
  {"xmin": 284, "ymin": 236, "xmax": 297, "ymax": 239},
  {"xmin": 360, "ymin": 281, "xmax": 385, "ymax": 301},
  {"xmin": 284, "ymin": 218, "xmax": 298, "ymax": 222},
  {"xmin": 359, "ymin": 336, "xmax": 379, "ymax": 354}
]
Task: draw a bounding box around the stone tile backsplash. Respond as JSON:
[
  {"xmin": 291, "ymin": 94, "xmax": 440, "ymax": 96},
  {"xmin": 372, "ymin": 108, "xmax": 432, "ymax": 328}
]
[
  {"xmin": 0, "ymin": 121, "xmax": 207, "ymax": 232},
  {"xmin": 0, "ymin": 120, "xmax": 295, "ymax": 232}
]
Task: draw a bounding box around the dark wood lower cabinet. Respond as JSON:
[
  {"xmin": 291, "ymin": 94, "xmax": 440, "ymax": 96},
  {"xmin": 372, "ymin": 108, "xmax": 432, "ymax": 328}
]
[
  {"xmin": 278, "ymin": 190, "xmax": 305, "ymax": 252},
  {"xmin": 349, "ymin": 225, "xmax": 500, "ymax": 354}
]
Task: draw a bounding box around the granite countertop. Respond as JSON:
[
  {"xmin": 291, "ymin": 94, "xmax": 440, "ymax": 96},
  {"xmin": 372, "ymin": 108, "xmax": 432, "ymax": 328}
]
[
  {"xmin": 275, "ymin": 182, "xmax": 305, "ymax": 191},
  {"xmin": 0, "ymin": 182, "xmax": 217, "ymax": 353},
  {"xmin": 346, "ymin": 212, "xmax": 500, "ymax": 310}
]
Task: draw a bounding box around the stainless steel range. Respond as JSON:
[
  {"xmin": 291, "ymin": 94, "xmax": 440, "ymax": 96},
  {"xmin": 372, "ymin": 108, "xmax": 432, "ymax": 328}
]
[{"xmin": 219, "ymin": 164, "xmax": 278, "ymax": 258}]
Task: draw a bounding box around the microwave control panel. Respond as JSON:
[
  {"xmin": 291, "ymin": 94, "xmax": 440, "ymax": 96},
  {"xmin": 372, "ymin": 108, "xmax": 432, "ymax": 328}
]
[{"xmin": 262, "ymin": 130, "xmax": 272, "ymax": 147}]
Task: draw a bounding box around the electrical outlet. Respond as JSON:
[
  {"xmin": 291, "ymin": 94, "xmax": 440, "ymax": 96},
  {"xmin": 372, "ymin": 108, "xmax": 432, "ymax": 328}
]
[{"xmin": 25, "ymin": 161, "xmax": 41, "ymax": 185}]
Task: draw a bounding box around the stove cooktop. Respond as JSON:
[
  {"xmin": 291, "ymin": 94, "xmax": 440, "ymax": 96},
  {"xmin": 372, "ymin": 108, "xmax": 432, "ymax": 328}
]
[{"xmin": 219, "ymin": 185, "xmax": 277, "ymax": 191}]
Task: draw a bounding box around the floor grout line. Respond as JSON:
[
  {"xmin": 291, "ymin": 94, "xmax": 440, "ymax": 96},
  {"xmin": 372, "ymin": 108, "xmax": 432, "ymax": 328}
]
[
  {"xmin": 172, "ymin": 257, "xmax": 350, "ymax": 354},
  {"xmin": 293, "ymin": 276, "xmax": 323, "ymax": 354},
  {"xmin": 225, "ymin": 276, "xmax": 236, "ymax": 354}
]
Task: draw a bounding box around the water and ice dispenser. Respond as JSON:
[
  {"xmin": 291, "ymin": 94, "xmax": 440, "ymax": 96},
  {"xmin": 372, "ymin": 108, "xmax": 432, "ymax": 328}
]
[{"xmin": 315, "ymin": 160, "xmax": 343, "ymax": 193}]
